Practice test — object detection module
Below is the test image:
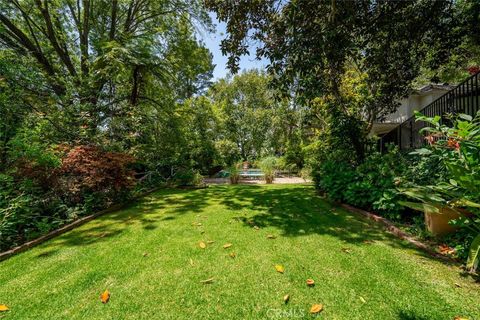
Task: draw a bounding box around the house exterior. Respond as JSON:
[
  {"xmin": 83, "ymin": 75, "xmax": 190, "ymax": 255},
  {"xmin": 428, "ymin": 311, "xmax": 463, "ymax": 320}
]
[{"xmin": 370, "ymin": 84, "xmax": 455, "ymax": 137}]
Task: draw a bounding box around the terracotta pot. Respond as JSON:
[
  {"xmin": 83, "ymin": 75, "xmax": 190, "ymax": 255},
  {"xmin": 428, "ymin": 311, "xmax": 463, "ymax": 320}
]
[{"xmin": 424, "ymin": 206, "xmax": 466, "ymax": 236}]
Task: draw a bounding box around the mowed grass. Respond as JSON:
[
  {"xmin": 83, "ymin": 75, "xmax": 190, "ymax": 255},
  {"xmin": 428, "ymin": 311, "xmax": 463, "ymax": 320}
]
[{"xmin": 1, "ymin": 184, "xmax": 479, "ymax": 320}]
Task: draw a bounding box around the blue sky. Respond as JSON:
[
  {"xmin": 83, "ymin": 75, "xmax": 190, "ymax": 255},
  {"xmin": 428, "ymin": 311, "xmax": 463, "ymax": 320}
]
[{"xmin": 200, "ymin": 13, "xmax": 267, "ymax": 80}]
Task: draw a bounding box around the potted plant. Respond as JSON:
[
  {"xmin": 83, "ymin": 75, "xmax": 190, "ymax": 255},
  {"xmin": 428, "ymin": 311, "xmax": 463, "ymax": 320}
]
[
  {"xmin": 399, "ymin": 112, "xmax": 480, "ymax": 272},
  {"xmin": 228, "ymin": 163, "xmax": 241, "ymax": 184},
  {"xmin": 259, "ymin": 156, "xmax": 277, "ymax": 184}
]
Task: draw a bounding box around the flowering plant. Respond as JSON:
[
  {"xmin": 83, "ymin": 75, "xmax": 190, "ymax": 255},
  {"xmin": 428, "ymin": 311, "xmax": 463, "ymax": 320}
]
[{"xmin": 399, "ymin": 111, "xmax": 480, "ymax": 272}]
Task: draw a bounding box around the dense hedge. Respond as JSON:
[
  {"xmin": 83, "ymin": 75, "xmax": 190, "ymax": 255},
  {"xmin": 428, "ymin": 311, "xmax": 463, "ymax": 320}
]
[{"xmin": 0, "ymin": 145, "xmax": 136, "ymax": 251}]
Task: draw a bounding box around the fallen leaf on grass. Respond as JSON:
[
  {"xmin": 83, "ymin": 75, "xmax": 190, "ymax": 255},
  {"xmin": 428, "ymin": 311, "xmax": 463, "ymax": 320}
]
[
  {"xmin": 253, "ymin": 226, "xmax": 260, "ymax": 230},
  {"xmin": 199, "ymin": 241, "xmax": 207, "ymax": 249},
  {"xmin": 0, "ymin": 305, "xmax": 9, "ymax": 312},
  {"xmin": 200, "ymin": 278, "xmax": 214, "ymax": 284},
  {"xmin": 207, "ymin": 240, "xmax": 215, "ymax": 244},
  {"xmin": 306, "ymin": 279, "xmax": 315, "ymax": 286},
  {"xmin": 454, "ymin": 317, "xmax": 469, "ymax": 320},
  {"xmin": 454, "ymin": 283, "xmax": 462, "ymax": 288},
  {"xmin": 223, "ymin": 243, "xmax": 233, "ymax": 249},
  {"xmin": 362, "ymin": 240, "xmax": 374, "ymax": 244},
  {"xmin": 283, "ymin": 294, "xmax": 290, "ymax": 303},
  {"xmin": 142, "ymin": 252, "xmax": 149, "ymax": 257},
  {"xmin": 100, "ymin": 290, "xmax": 110, "ymax": 304},
  {"xmin": 189, "ymin": 258, "xmax": 194, "ymax": 266},
  {"xmin": 341, "ymin": 247, "xmax": 352, "ymax": 254},
  {"xmin": 229, "ymin": 252, "xmax": 236, "ymax": 258},
  {"xmin": 310, "ymin": 304, "xmax": 323, "ymax": 314},
  {"xmin": 275, "ymin": 265, "xmax": 285, "ymax": 273},
  {"xmin": 359, "ymin": 296, "xmax": 366, "ymax": 303},
  {"xmin": 266, "ymin": 234, "xmax": 276, "ymax": 239}
]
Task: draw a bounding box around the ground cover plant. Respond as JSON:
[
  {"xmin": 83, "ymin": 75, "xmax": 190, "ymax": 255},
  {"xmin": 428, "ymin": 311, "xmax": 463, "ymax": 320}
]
[{"xmin": 1, "ymin": 184, "xmax": 479, "ymax": 319}]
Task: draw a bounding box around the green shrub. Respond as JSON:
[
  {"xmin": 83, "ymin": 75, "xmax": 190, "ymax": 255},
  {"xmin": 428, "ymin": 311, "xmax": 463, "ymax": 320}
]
[
  {"xmin": 315, "ymin": 147, "xmax": 406, "ymax": 218},
  {"xmin": 173, "ymin": 168, "xmax": 203, "ymax": 186},
  {"xmin": 228, "ymin": 163, "xmax": 241, "ymax": 184},
  {"xmin": 0, "ymin": 173, "xmax": 71, "ymax": 251},
  {"xmin": 258, "ymin": 156, "xmax": 277, "ymax": 184},
  {"xmin": 314, "ymin": 160, "xmax": 355, "ymax": 201},
  {"xmin": 399, "ymin": 112, "xmax": 480, "ymax": 271},
  {"xmin": 0, "ymin": 145, "xmax": 138, "ymax": 251},
  {"xmin": 215, "ymin": 139, "xmax": 241, "ymax": 167},
  {"xmin": 299, "ymin": 167, "xmax": 312, "ymax": 181}
]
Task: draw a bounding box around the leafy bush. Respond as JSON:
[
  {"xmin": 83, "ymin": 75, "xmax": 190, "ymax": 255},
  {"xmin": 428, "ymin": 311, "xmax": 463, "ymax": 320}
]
[
  {"xmin": 400, "ymin": 112, "xmax": 480, "ymax": 271},
  {"xmin": 215, "ymin": 139, "xmax": 241, "ymax": 167},
  {"xmin": 314, "ymin": 160, "xmax": 355, "ymax": 201},
  {"xmin": 258, "ymin": 156, "xmax": 277, "ymax": 183},
  {"xmin": 299, "ymin": 166, "xmax": 312, "ymax": 181},
  {"xmin": 173, "ymin": 168, "xmax": 204, "ymax": 186},
  {"xmin": 59, "ymin": 145, "xmax": 136, "ymax": 209},
  {"xmin": 0, "ymin": 173, "xmax": 76, "ymax": 251},
  {"xmin": 315, "ymin": 146, "xmax": 407, "ymax": 219},
  {"xmin": 228, "ymin": 163, "xmax": 241, "ymax": 184},
  {"xmin": 0, "ymin": 145, "xmax": 137, "ymax": 251}
]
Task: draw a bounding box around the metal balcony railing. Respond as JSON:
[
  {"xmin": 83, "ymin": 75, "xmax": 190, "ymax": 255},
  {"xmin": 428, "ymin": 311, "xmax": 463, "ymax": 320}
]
[{"xmin": 380, "ymin": 71, "xmax": 480, "ymax": 151}]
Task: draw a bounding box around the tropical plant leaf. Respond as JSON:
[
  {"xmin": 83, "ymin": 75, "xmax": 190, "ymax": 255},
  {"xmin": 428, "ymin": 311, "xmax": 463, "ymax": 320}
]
[
  {"xmin": 466, "ymin": 233, "xmax": 480, "ymax": 272},
  {"xmin": 398, "ymin": 201, "xmax": 440, "ymax": 213},
  {"xmin": 409, "ymin": 148, "xmax": 433, "ymax": 156},
  {"xmin": 459, "ymin": 114, "xmax": 473, "ymax": 121},
  {"xmin": 450, "ymin": 199, "xmax": 480, "ymax": 208}
]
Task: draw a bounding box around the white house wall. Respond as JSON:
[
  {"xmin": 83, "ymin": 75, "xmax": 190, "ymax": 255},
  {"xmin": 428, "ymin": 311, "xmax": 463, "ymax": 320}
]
[{"xmin": 383, "ymin": 89, "xmax": 447, "ymax": 124}]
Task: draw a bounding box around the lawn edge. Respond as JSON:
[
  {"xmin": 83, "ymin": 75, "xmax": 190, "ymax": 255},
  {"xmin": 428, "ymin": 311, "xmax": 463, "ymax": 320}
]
[
  {"xmin": 340, "ymin": 203, "xmax": 458, "ymax": 264},
  {"xmin": 0, "ymin": 188, "xmax": 161, "ymax": 262}
]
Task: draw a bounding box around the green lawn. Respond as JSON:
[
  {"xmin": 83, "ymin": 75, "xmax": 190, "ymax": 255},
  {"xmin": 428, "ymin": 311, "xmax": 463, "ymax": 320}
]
[{"xmin": 1, "ymin": 184, "xmax": 479, "ymax": 319}]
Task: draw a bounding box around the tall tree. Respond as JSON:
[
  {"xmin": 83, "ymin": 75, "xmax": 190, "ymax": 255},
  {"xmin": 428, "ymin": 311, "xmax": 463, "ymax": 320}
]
[
  {"xmin": 206, "ymin": 0, "xmax": 462, "ymax": 159},
  {"xmin": 209, "ymin": 70, "xmax": 280, "ymax": 160},
  {"xmin": 0, "ymin": 0, "xmax": 212, "ymax": 142}
]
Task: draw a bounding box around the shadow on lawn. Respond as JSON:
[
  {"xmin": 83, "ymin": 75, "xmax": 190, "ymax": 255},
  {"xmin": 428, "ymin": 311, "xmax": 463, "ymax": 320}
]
[
  {"xmin": 36, "ymin": 188, "xmax": 212, "ymax": 254},
  {"xmin": 217, "ymin": 184, "xmax": 409, "ymax": 247},
  {"xmin": 38, "ymin": 184, "xmax": 449, "ymax": 264},
  {"xmin": 397, "ymin": 310, "xmax": 431, "ymax": 320}
]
